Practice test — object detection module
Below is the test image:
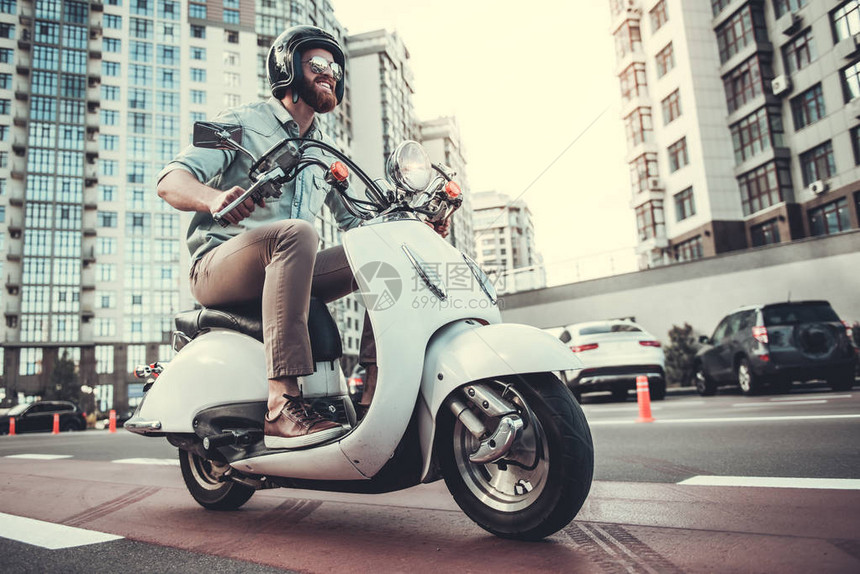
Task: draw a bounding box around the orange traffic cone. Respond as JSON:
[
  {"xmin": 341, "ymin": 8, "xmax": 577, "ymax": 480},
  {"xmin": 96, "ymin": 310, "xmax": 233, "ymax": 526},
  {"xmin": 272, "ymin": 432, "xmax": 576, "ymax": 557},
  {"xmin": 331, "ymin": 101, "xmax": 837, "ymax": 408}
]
[
  {"xmin": 51, "ymin": 413, "xmax": 60, "ymax": 434},
  {"xmin": 636, "ymin": 375, "xmax": 655, "ymax": 423},
  {"xmin": 109, "ymin": 409, "xmax": 117, "ymax": 433},
  {"xmin": 8, "ymin": 417, "xmax": 15, "ymax": 436}
]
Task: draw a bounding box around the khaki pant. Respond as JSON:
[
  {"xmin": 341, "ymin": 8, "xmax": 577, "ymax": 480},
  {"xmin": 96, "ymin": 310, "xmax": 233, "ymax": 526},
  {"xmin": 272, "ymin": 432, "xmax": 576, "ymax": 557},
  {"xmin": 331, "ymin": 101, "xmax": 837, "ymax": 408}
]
[{"xmin": 189, "ymin": 219, "xmax": 375, "ymax": 378}]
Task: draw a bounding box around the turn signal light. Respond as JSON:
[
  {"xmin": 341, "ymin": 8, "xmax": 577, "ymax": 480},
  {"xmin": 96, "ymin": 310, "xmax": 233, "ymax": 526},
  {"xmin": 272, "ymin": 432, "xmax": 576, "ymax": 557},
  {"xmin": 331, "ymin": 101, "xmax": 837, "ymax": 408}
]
[
  {"xmin": 752, "ymin": 325, "xmax": 769, "ymax": 344},
  {"xmin": 570, "ymin": 343, "xmax": 599, "ymax": 353},
  {"xmin": 445, "ymin": 181, "xmax": 461, "ymax": 199},
  {"xmin": 639, "ymin": 340, "xmax": 662, "ymax": 347},
  {"xmin": 329, "ymin": 161, "xmax": 349, "ymax": 182}
]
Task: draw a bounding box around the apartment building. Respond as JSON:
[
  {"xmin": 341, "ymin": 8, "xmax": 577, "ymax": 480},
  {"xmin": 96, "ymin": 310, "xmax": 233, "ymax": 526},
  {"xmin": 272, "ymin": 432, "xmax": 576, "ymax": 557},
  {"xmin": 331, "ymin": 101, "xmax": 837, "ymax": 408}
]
[
  {"xmin": 472, "ymin": 190, "xmax": 546, "ymax": 294},
  {"xmin": 610, "ymin": 0, "xmax": 860, "ymax": 269}
]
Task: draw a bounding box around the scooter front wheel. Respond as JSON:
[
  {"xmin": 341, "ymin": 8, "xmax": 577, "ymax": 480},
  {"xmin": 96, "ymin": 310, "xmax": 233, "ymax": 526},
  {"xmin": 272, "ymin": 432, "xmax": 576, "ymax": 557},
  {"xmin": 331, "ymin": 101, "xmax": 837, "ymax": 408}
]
[
  {"xmin": 438, "ymin": 373, "xmax": 594, "ymax": 541},
  {"xmin": 179, "ymin": 449, "xmax": 255, "ymax": 510}
]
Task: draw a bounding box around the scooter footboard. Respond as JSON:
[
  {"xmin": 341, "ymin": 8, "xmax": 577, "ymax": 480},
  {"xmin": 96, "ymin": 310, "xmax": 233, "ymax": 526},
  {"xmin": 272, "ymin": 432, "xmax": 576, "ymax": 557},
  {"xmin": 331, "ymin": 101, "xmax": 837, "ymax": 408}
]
[{"xmin": 417, "ymin": 320, "xmax": 582, "ymax": 481}]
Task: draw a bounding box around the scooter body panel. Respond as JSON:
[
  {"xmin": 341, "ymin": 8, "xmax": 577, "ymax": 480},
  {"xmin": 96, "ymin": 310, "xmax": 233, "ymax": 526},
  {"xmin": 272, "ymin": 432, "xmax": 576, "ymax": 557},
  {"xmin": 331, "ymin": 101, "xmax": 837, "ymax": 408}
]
[
  {"xmin": 136, "ymin": 330, "xmax": 267, "ymax": 432},
  {"xmin": 417, "ymin": 321, "xmax": 583, "ymax": 481}
]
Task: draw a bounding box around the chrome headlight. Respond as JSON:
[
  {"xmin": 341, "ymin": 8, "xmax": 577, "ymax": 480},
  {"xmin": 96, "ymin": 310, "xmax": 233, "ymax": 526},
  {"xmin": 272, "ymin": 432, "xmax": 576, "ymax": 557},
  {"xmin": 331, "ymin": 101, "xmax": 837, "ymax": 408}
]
[{"xmin": 386, "ymin": 140, "xmax": 432, "ymax": 193}]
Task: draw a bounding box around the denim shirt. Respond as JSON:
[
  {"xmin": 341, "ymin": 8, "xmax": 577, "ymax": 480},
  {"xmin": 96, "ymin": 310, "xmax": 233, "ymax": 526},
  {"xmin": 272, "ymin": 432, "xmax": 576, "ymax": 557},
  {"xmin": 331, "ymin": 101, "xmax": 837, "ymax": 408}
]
[{"xmin": 157, "ymin": 97, "xmax": 361, "ymax": 262}]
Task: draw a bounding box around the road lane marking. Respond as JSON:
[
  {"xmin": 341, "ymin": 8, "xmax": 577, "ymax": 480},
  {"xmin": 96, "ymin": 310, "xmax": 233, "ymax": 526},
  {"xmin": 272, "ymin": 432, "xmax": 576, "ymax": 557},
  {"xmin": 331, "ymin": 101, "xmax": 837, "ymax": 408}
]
[
  {"xmin": 770, "ymin": 394, "xmax": 852, "ymax": 401},
  {"xmin": 112, "ymin": 458, "xmax": 178, "ymax": 466},
  {"xmin": 588, "ymin": 414, "xmax": 860, "ymax": 425},
  {"xmin": 0, "ymin": 512, "xmax": 123, "ymax": 549},
  {"xmin": 4, "ymin": 454, "xmax": 73, "ymax": 460},
  {"xmin": 678, "ymin": 476, "xmax": 860, "ymax": 490},
  {"xmin": 732, "ymin": 400, "xmax": 828, "ymax": 407}
]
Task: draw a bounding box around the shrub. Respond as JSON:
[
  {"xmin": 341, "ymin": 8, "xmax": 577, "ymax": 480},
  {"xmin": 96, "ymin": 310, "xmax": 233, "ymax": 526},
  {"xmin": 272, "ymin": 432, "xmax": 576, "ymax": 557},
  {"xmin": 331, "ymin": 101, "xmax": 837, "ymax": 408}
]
[{"xmin": 664, "ymin": 323, "xmax": 700, "ymax": 387}]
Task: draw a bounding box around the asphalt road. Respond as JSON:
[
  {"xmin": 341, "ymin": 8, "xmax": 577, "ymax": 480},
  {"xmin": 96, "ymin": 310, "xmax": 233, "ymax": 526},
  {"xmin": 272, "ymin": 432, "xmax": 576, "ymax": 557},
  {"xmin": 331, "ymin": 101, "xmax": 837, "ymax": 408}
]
[{"xmin": 0, "ymin": 381, "xmax": 858, "ymax": 573}]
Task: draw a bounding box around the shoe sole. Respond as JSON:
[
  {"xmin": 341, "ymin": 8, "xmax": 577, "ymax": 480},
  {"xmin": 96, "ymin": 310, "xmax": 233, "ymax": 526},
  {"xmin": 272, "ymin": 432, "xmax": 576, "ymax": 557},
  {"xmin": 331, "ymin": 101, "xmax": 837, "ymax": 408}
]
[{"xmin": 264, "ymin": 425, "xmax": 345, "ymax": 449}]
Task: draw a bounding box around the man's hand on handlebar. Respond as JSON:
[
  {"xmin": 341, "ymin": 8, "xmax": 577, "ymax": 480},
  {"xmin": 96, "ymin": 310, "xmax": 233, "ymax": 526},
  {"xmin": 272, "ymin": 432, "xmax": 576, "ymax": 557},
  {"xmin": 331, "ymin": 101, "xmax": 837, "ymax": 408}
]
[
  {"xmin": 425, "ymin": 219, "xmax": 450, "ymax": 238},
  {"xmin": 209, "ymin": 185, "xmax": 265, "ymax": 225}
]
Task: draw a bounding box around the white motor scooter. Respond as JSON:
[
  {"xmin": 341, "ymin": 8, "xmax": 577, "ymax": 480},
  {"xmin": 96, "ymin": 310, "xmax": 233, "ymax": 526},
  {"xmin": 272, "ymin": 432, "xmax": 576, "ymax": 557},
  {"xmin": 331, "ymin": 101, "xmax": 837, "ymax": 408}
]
[{"xmin": 126, "ymin": 124, "xmax": 593, "ymax": 540}]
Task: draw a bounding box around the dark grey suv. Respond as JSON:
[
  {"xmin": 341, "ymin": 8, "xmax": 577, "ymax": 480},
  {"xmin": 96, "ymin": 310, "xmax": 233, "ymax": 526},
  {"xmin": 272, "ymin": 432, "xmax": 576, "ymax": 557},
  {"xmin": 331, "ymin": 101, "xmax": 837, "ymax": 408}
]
[{"xmin": 694, "ymin": 301, "xmax": 857, "ymax": 395}]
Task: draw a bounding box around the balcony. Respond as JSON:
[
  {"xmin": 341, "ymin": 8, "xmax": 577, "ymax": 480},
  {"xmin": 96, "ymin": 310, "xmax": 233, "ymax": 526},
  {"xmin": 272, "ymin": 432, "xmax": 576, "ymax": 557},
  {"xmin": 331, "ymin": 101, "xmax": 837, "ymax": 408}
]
[
  {"xmin": 13, "ymin": 115, "xmax": 27, "ymax": 127},
  {"xmin": 4, "ymin": 302, "xmax": 20, "ymax": 319},
  {"xmin": 5, "ymin": 245, "xmax": 21, "ymax": 262},
  {"xmin": 15, "ymin": 63, "xmax": 30, "ymax": 77},
  {"xmin": 90, "ymin": 0, "xmax": 104, "ymax": 11},
  {"xmin": 5, "ymin": 273, "xmax": 20, "ymax": 295},
  {"xmin": 8, "ymin": 187, "xmax": 23, "ymax": 207},
  {"xmin": 82, "ymin": 246, "xmax": 96, "ymax": 265},
  {"xmin": 11, "ymin": 139, "xmax": 26, "ymax": 156},
  {"xmin": 14, "ymin": 90, "xmax": 29, "ymax": 102}
]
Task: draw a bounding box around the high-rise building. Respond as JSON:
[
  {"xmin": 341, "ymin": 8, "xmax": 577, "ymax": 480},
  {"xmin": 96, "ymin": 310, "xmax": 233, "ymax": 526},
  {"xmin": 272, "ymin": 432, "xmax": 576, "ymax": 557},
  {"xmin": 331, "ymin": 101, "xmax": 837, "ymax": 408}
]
[
  {"xmin": 419, "ymin": 115, "xmax": 476, "ymax": 259},
  {"xmin": 0, "ymin": 0, "xmax": 366, "ymax": 409},
  {"xmin": 610, "ymin": 0, "xmax": 860, "ymax": 269},
  {"xmin": 346, "ymin": 29, "xmax": 419, "ymax": 177},
  {"xmin": 472, "ymin": 191, "xmax": 545, "ymax": 294}
]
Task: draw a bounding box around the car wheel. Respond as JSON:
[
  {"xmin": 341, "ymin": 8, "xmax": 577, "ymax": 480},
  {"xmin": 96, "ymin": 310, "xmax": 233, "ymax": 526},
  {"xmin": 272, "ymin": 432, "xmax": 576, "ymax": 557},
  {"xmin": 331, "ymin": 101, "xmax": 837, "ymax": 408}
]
[
  {"xmin": 737, "ymin": 358, "xmax": 760, "ymax": 395},
  {"xmin": 61, "ymin": 419, "xmax": 82, "ymax": 432},
  {"xmin": 694, "ymin": 363, "xmax": 717, "ymax": 396},
  {"xmin": 649, "ymin": 379, "xmax": 666, "ymax": 401}
]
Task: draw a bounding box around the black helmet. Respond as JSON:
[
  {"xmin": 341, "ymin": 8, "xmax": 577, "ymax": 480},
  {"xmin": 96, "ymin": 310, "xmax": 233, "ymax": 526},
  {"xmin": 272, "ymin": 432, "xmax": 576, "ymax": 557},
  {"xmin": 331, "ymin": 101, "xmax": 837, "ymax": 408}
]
[{"xmin": 267, "ymin": 25, "xmax": 346, "ymax": 103}]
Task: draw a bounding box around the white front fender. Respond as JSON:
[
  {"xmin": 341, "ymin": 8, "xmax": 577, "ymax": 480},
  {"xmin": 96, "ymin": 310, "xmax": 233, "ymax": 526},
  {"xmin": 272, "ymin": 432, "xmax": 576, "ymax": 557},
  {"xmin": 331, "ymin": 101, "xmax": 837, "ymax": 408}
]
[{"xmin": 417, "ymin": 321, "xmax": 581, "ymax": 481}]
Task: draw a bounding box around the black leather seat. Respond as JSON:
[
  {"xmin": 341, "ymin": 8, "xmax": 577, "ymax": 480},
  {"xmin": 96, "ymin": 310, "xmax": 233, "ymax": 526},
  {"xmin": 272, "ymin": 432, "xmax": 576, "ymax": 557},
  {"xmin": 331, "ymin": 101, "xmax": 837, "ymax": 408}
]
[{"xmin": 173, "ymin": 297, "xmax": 342, "ymax": 362}]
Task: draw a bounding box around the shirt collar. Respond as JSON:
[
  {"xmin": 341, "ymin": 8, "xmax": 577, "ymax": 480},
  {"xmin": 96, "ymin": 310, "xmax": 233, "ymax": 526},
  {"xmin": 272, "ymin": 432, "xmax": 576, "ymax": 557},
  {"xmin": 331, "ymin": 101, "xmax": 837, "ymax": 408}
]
[{"xmin": 266, "ymin": 96, "xmax": 320, "ymax": 138}]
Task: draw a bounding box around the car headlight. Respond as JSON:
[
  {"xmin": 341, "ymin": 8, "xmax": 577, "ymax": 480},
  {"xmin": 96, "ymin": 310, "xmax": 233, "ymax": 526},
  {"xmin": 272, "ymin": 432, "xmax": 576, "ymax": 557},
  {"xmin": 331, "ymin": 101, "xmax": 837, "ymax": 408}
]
[{"xmin": 386, "ymin": 140, "xmax": 432, "ymax": 193}]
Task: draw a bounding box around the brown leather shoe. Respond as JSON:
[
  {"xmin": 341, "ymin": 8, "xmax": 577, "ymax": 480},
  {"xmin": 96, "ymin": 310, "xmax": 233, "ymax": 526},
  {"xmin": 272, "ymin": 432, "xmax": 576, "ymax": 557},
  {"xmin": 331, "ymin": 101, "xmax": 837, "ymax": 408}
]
[{"xmin": 264, "ymin": 394, "xmax": 345, "ymax": 449}]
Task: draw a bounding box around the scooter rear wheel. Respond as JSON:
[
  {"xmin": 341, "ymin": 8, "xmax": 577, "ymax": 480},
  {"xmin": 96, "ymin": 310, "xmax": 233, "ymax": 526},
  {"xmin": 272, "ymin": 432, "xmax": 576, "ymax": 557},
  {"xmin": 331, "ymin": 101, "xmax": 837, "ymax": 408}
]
[
  {"xmin": 438, "ymin": 373, "xmax": 594, "ymax": 541},
  {"xmin": 179, "ymin": 449, "xmax": 255, "ymax": 510}
]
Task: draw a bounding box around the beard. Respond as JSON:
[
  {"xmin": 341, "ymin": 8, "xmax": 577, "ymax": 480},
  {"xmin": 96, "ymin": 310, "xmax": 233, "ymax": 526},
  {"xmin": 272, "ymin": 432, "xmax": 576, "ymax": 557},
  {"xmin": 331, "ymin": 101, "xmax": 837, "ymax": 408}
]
[{"xmin": 297, "ymin": 74, "xmax": 337, "ymax": 113}]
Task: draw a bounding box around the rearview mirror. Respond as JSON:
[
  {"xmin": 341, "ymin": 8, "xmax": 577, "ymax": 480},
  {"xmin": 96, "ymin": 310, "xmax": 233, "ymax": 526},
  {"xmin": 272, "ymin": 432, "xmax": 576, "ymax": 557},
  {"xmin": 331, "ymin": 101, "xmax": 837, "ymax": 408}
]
[
  {"xmin": 698, "ymin": 335, "xmax": 710, "ymax": 344},
  {"xmin": 192, "ymin": 122, "xmax": 243, "ymax": 150}
]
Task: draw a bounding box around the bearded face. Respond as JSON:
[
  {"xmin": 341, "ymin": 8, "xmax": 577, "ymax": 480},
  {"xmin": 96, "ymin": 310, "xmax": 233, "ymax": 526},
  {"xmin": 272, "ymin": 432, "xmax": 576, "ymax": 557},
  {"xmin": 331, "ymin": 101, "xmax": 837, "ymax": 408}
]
[{"xmin": 296, "ymin": 72, "xmax": 337, "ymax": 113}]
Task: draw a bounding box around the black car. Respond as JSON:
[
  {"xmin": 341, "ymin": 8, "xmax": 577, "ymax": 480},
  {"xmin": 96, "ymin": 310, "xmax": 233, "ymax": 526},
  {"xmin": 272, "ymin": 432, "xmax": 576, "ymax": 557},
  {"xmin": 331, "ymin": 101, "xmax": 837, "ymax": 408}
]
[
  {"xmin": 0, "ymin": 400, "xmax": 88, "ymax": 434},
  {"xmin": 694, "ymin": 300, "xmax": 858, "ymax": 396}
]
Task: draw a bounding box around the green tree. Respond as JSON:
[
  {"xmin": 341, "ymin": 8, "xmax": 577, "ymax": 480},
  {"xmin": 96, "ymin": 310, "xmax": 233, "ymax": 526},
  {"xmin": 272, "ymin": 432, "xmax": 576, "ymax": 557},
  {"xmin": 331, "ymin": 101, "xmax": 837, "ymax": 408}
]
[
  {"xmin": 46, "ymin": 351, "xmax": 79, "ymax": 402},
  {"xmin": 664, "ymin": 323, "xmax": 700, "ymax": 387}
]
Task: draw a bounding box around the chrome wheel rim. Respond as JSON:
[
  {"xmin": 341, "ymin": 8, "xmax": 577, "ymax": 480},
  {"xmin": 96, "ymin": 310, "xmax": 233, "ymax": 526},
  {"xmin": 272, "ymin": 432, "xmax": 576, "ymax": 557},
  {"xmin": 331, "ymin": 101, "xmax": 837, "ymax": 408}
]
[
  {"xmin": 452, "ymin": 383, "xmax": 550, "ymax": 513},
  {"xmin": 738, "ymin": 362, "xmax": 751, "ymax": 392},
  {"xmin": 695, "ymin": 368, "xmax": 706, "ymax": 392},
  {"xmin": 186, "ymin": 451, "xmax": 229, "ymax": 491}
]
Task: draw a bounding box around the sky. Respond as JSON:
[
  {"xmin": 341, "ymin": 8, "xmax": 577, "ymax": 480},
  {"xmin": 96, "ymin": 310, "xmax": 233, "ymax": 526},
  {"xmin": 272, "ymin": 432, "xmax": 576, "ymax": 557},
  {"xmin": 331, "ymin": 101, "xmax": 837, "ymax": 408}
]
[{"xmin": 330, "ymin": 0, "xmax": 638, "ymax": 285}]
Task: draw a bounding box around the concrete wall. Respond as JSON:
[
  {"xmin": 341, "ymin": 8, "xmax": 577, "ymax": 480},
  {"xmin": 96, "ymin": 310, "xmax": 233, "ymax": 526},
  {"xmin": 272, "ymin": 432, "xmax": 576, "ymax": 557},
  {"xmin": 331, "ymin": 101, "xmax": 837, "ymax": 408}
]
[{"xmin": 500, "ymin": 231, "xmax": 860, "ymax": 340}]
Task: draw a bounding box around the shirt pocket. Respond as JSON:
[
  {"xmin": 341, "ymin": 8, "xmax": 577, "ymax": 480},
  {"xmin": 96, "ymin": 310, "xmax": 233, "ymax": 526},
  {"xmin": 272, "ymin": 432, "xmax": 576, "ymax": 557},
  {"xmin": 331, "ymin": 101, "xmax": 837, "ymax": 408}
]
[{"xmin": 308, "ymin": 174, "xmax": 328, "ymax": 217}]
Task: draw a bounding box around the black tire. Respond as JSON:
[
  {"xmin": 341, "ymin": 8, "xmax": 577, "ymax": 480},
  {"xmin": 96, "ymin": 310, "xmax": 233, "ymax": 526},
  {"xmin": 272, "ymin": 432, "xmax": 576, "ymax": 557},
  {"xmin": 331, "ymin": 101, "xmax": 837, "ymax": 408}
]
[
  {"xmin": 438, "ymin": 373, "xmax": 594, "ymax": 541},
  {"xmin": 179, "ymin": 449, "xmax": 255, "ymax": 510},
  {"xmin": 649, "ymin": 378, "xmax": 666, "ymax": 401},
  {"xmin": 694, "ymin": 363, "xmax": 717, "ymax": 396},
  {"xmin": 61, "ymin": 419, "xmax": 82, "ymax": 432},
  {"xmin": 737, "ymin": 357, "xmax": 760, "ymax": 395}
]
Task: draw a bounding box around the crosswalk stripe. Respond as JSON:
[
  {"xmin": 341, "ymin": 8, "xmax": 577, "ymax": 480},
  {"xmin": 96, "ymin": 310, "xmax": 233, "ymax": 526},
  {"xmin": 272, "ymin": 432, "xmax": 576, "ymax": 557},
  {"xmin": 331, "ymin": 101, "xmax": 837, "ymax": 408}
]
[
  {"xmin": 678, "ymin": 476, "xmax": 860, "ymax": 490},
  {"xmin": 4, "ymin": 454, "xmax": 73, "ymax": 460}
]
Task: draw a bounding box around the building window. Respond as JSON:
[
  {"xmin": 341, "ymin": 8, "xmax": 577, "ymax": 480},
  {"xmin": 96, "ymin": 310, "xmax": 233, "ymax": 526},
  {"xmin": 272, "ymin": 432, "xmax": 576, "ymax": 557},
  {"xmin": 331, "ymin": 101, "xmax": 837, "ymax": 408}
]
[
  {"xmin": 774, "ymin": 0, "xmax": 808, "ymax": 19},
  {"xmin": 650, "ymin": 0, "xmax": 668, "ymax": 33},
  {"xmin": 619, "ymin": 62, "xmax": 648, "ymax": 103},
  {"xmin": 225, "ymin": 30, "xmax": 239, "ymax": 44},
  {"xmin": 852, "ymin": 126, "xmax": 860, "ymax": 165},
  {"xmin": 635, "ymin": 201, "xmax": 665, "ymax": 241},
  {"xmin": 716, "ymin": 4, "xmax": 767, "ymax": 64},
  {"xmin": 833, "ymin": 1, "xmax": 860, "ymax": 42},
  {"xmin": 190, "ymin": 24, "xmax": 205, "ymax": 39},
  {"xmin": 655, "ymin": 43, "xmax": 675, "ymax": 78},
  {"xmin": 674, "ymin": 236, "xmax": 703, "ymax": 262},
  {"xmin": 661, "ymin": 89, "xmax": 681, "ymax": 125},
  {"xmin": 782, "ymin": 28, "xmax": 816, "ymax": 74},
  {"xmin": 223, "ymin": 9, "xmax": 239, "ymax": 24},
  {"xmin": 730, "ymin": 107, "xmax": 784, "ymax": 165},
  {"xmin": 190, "ymin": 68, "xmax": 206, "ymax": 82},
  {"xmin": 191, "ymin": 47, "xmax": 206, "ymax": 60},
  {"xmin": 188, "ymin": 2, "xmax": 206, "ymax": 18},
  {"xmin": 723, "ymin": 56, "xmax": 770, "ymax": 114},
  {"xmin": 104, "ymin": 14, "xmax": 122, "ymax": 29},
  {"xmin": 190, "ymin": 89, "xmax": 206, "ymax": 104},
  {"xmin": 668, "ymin": 137, "xmax": 689, "ymax": 172},
  {"xmin": 809, "ymin": 198, "xmax": 850, "ymax": 236},
  {"xmin": 613, "ymin": 21, "xmax": 641, "ymax": 61},
  {"xmin": 800, "ymin": 141, "xmax": 836, "ymax": 186},
  {"xmin": 842, "ymin": 61, "xmax": 860, "ymax": 102},
  {"xmin": 629, "ymin": 153, "xmax": 659, "ymax": 194},
  {"xmin": 790, "ymin": 84, "xmax": 825, "ymax": 130},
  {"xmin": 98, "ymin": 211, "xmax": 117, "ymax": 227},
  {"xmin": 750, "ymin": 218, "xmax": 781, "ymax": 247},
  {"xmin": 624, "ymin": 107, "xmax": 653, "ymax": 149},
  {"xmin": 95, "ymin": 345, "xmax": 114, "ymax": 374},
  {"xmin": 674, "ymin": 187, "xmax": 695, "ymax": 221},
  {"xmin": 738, "ymin": 160, "xmax": 792, "ymax": 216}
]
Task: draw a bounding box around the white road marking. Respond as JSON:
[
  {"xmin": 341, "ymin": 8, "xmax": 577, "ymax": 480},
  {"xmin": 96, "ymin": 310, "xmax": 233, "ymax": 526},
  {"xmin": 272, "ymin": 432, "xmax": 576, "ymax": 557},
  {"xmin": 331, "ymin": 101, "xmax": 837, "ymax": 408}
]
[
  {"xmin": 112, "ymin": 458, "xmax": 178, "ymax": 466},
  {"xmin": 4, "ymin": 454, "xmax": 73, "ymax": 460},
  {"xmin": 732, "ymin": 400, "xmax": 827, "ymax": 407},
  {"xmin": 770, "ymin": 394, "xmax": 852, "ymax": 401},
  {"xmin": 588, "ymin": 413, "xmax": 860, "ymax": 425},
  {"xmin": 678, "ymin": 476, "xmax": 860, "ymax": 490},
  {"xmin": 0, "ymin": 512, "xmax": 123, "ymax": 549}
]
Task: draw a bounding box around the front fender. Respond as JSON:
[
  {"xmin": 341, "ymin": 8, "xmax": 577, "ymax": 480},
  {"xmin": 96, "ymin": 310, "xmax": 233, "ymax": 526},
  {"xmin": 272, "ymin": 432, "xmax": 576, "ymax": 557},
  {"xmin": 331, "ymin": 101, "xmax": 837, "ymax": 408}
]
[{"xmin": 417, "ymin": 321, "xmax": 581, "ymax": 481}]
